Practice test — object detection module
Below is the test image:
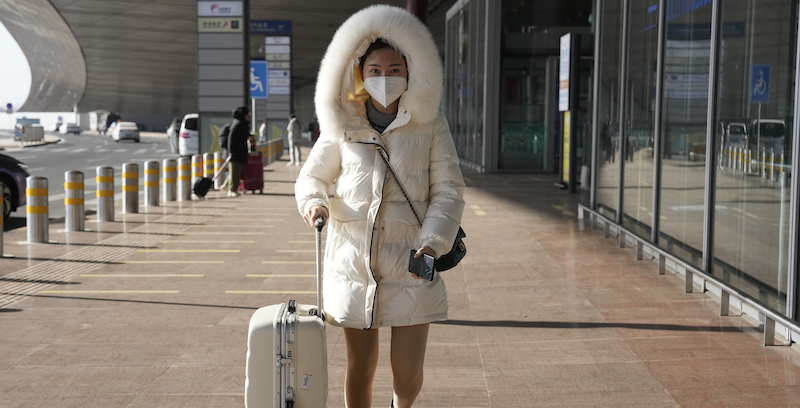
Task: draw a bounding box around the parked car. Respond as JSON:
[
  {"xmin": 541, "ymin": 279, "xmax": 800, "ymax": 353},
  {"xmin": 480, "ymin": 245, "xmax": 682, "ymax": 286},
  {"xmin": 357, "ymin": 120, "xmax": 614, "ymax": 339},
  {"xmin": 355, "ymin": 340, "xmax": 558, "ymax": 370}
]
[
  {"xmin": 749, "ymin": 119, "xmax": 786, "ymax": 153},
  {"xmin": 0, "ymin": 153, "xmax": 30, "ymax": 218},
  {"xmin": 59, "ymin": 123, "xmax": 81, "ymax": 135},
  {"xmin": 110, "ymin": 121, "xmax": 140, "ymax": 142},
  {"xmin": 725, "ymin": 122, "xmax": 748, "ymax": 146},
  {"xmin": 178, "ymin": 113, "xmax": 199, "ymax": 156}
]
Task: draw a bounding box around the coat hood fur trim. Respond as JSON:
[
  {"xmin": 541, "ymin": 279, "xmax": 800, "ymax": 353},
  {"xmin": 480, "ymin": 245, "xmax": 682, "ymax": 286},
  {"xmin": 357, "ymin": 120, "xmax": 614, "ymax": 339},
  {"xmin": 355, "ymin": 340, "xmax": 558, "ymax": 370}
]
[{"xmin": 315, "ymin": 5, "xmax": 443, "ymax": 135}]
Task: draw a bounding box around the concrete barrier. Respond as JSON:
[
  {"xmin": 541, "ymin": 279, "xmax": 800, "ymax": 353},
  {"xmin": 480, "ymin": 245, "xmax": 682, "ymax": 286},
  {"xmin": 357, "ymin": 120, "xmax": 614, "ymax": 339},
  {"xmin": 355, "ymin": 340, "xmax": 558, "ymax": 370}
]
[{"xmin": 65, "ymin": 171, "xmax": 85, "ymax": 231}]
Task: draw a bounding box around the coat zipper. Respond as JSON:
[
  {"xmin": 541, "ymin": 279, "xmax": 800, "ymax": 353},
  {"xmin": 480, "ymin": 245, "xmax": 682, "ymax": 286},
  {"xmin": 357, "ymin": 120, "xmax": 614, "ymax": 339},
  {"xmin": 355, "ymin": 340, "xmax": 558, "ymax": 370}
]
[{"xmin": 358, "ymin": 141, "xmax": 387, "ymax": 330}]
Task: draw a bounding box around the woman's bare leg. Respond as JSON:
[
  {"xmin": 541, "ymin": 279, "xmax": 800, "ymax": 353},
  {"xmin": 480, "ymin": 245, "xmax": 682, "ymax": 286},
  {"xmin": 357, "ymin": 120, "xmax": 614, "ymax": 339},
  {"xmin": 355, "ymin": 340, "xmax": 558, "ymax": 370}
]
[
  {"xmin": 344, "ymin": 328, "xmax": 380, "ymax": 408},
  {"xmin": 390, "ymin": 324, "xmax": 430, "ymax": 408}
]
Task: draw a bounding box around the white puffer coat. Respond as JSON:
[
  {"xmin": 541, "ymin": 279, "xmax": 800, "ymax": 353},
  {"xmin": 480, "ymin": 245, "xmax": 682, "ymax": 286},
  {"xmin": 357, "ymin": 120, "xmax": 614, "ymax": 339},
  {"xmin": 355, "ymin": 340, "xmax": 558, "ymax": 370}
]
[{"xmin": 295, "ymin": 5, "xmax": 465, "ymax": 330}]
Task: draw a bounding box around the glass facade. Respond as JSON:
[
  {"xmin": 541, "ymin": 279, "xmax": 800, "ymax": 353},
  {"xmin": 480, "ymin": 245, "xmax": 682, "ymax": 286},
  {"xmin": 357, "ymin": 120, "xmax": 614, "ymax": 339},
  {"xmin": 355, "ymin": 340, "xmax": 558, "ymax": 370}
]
[
  {"xmin": 596, "ymin": 0, "xmax": 623, "ymax": 220},
  {"xmin": 445, "ymin": 0, "xmax": 592, "ymax": 173},
  {"xmin": 712, "ymin": 1, "xmax": 797, "ymax": 312},
  {"xmin": 592, "ymin": 0, "xmax": 799, "ymax": 322},
  {"xmin": 445, "ymin": 0, "xmax": 486, "ymax": 169}
]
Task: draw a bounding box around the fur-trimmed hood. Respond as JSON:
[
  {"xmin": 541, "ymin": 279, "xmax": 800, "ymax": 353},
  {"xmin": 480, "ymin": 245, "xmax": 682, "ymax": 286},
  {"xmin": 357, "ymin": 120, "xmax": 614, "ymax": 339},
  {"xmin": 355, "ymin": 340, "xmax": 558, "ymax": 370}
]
[{"xmin": 315, "ymin": 5, "xmax": 443, "ymax": 135}]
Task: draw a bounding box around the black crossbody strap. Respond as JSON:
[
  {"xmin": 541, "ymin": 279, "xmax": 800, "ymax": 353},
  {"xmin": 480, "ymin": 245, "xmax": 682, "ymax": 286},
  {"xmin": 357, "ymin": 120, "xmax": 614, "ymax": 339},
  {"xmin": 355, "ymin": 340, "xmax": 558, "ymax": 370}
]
[{"xmin": 377, "ymin": 146, "xmax": 423, "ymax": 226}]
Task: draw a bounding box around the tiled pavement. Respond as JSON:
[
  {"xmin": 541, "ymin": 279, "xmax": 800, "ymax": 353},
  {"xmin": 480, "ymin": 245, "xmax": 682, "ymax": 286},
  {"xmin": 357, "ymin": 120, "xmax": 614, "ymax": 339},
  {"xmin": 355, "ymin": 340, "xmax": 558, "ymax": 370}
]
[{"xmin": 2, "ymin": 148, "xmax": 800, "ymax": 407}]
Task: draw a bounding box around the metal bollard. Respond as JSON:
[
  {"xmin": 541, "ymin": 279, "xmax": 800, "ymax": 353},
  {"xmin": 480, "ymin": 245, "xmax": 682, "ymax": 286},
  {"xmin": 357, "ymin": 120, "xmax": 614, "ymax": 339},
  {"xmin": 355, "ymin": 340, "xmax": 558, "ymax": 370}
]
[
  {"xmin": 214, "ymin": 151, "xmax": 226, "ymax": 190},
  {"xmin": 192, "ymin": 154, "xmax": 203, "ymax": 182},
  {"xmin": 144, "ymin": 160, "xmax": 160, "ymax": 206},
  {"xmin": 26, "ymin": 176, "xmax": 48, "ymax": 243},
  {"xmin": 96, "ymin": 166, "xmax": 115, "ymax": 221},
  {"xmin": 178, "ymin": 157, "xmax": 191, "ymax": 201},
  {"xmin": 122, "ymin": 163, "xmax": 139, "ymax": 213},
  {"xmin": 162, "ymin": 158, "xmax": 177, "ymax": 202},
  {"xmin": 65, "ymin": 171, "xmax": 85, "ymax": 231},
  {"xmin": 769, "ymin": 151, "xmax": 775, "ymax": 182},
  {"xmin": 203, "ymin": 153, "xmax": 214, "ymax": 180},
  {"xmin": 746, "ymin": 149, "xmax": 752, "ymax": 173}
]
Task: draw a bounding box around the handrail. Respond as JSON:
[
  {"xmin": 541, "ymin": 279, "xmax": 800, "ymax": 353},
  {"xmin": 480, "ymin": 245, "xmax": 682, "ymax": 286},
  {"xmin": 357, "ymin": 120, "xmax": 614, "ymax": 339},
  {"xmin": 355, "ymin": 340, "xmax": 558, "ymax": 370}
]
[{"xmin": 579, "ymin": 203, "xmax": 798, "ymax": 347}]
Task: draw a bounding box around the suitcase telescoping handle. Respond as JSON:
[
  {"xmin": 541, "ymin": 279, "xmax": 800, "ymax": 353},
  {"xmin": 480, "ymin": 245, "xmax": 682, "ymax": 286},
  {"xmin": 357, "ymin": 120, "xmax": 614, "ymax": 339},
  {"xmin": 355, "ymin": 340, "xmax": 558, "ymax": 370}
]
[{"xmin": 314, "ymin": 217, "xmax": 325, "ymax": 320}]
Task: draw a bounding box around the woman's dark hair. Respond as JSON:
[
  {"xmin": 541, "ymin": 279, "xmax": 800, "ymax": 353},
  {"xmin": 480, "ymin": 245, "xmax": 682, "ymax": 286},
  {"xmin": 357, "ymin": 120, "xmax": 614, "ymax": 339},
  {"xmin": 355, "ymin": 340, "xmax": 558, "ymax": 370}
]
[
  {"xmin": 358, "ymin": 38, "xmax": 405, "ymax": 73},
  {"xmin": 233, "ymin": 106, "xmax": 250, "ymax": 120}
]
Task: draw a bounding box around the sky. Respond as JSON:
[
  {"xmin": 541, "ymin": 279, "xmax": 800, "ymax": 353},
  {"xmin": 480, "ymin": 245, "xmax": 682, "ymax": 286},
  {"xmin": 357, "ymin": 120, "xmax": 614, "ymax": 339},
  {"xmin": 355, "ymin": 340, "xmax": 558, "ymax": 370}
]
[{"xmin": 0, "ymin": 20, "xmax": 31, "ymax": 112}]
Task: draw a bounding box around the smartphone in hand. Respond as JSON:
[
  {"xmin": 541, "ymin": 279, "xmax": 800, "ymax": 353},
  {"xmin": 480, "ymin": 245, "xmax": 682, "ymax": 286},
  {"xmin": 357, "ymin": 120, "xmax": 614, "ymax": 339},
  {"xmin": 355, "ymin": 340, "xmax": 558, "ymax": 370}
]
[{"xmin": 408, "ymin": 250, "xmax": 435, "ymax": 281}]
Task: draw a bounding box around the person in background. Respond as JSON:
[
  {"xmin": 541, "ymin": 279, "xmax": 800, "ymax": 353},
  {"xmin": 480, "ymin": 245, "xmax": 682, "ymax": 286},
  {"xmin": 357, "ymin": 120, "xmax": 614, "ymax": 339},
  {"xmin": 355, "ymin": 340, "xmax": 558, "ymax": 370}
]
[
  {"xmin": 294, "ymin": 5, "xmax": 465, "ymax": 407},
  {"xmin": 258, "ymin": 119, "xmax": 267, "ymax": 143},
  {"xmin": 287, "ymin": 114, "xmax": 302, "ymax": 166},
  {"xmin": 224, "ymin": 106, "xmax": 251, "ymax": 197}
]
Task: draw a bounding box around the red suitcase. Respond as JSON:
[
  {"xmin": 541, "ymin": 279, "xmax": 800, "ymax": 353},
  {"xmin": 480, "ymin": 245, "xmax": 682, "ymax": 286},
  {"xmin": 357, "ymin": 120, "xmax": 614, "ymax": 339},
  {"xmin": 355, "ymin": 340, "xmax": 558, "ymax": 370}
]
[{"xmin": 240, "ymin": 151, "xmax": 264, "ymax": 194}]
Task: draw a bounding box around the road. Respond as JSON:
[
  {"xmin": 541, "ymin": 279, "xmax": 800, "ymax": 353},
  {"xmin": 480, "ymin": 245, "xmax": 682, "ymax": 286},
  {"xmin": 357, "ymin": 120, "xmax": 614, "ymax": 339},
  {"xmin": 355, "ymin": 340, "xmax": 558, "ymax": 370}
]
[{"xmin": 3, "ymin": 130, "xmax": 178, "ymax": 229}]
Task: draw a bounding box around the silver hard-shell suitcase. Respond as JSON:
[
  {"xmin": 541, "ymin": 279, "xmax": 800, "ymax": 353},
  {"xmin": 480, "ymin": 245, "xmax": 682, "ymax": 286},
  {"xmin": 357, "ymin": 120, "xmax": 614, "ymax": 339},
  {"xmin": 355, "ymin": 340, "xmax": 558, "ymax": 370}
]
[{"xmin": 245, "ymin": 219, "xmax": 328, "ymax": 407}]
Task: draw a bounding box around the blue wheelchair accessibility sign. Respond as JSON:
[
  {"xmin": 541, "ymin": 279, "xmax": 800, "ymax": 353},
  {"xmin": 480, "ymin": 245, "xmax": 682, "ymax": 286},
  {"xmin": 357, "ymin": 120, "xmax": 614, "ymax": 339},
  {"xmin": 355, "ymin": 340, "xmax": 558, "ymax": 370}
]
[
  {"xmin": 250, "ymin": 61, "xmax": 268, "ymax": 99},
  {"xmin": 751, "ymin": 64, "xmax": 770, "ymax": 103}
]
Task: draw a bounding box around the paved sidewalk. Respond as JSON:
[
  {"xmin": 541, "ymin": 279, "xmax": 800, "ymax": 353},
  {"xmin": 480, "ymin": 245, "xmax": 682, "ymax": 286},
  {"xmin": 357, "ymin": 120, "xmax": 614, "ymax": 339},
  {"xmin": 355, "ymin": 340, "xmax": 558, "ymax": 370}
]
[{"xmin": 1, "ymin": 150, "xmax": 800, "ymax": 407}]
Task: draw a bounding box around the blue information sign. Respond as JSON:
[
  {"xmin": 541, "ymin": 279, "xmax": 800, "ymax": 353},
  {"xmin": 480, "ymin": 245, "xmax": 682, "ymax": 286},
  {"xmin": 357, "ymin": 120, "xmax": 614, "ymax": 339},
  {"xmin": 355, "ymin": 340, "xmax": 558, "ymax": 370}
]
[
  {"xmin": 249, "ymin": 61, "xmax": 268, "ymax": 99},
  {"xmin": 251, "ymin": 20, "xmax": 291, "ymax": 35},
  {"xmin": 751, "ymin": 64, "xmax": 770, "ymax": 103}
]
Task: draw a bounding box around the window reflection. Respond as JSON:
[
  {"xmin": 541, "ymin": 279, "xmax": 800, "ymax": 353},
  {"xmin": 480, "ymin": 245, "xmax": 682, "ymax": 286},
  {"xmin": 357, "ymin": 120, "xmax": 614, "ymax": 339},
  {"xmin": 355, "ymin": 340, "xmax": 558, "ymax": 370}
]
[
  {"xmin": 595, "ymin": 0, "xmax": 623, "ymax": 219},
  {"xmin": 621, "ymin": 0, "xmax": 658, "ymax": 238},
  {"xmin": 656, "ymin": 5, "xmax": 714, "ymax": 267},
  {"xmin": 713, "ymin": 0, "xmax": 796, "ymax": 311}
]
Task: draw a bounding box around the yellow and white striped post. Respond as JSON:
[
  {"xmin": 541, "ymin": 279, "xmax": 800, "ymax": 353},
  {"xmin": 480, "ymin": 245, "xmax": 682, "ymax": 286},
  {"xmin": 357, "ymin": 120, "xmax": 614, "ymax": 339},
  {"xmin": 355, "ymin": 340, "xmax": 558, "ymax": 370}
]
[
  {"xmin": 162, "ymin": 158, "xmax": 177, "ymax": 202},
  {"xmin": 213, "ymin": 151, "xmax": 226, "ymax": 190},
  {"xmin": 96, "ymin": 166, "xmax": 115, "ymax": 221},
  {"xmin": 122, "ymin": 162, "xmax": 138, "ymax": 213},
  {"xmin": 191, "ymin": 154, "xmax": 203, "ymax": 183},
  {"xmin": 26, "ymin": 176, "xmax": 48, "ymax": 243},
  {"xmin": 769, "ymin": 151, "xmax": 775, "ymax": 181},
  {"xmin": 203, "ymin": 152, "xmax": 214, "ymax": 180},
  {"xmin": 144, "ymin": 160, "xmax": 160, "ymax": 207},
  {"xmin": 177, "ymin": 157, "xmax": 191, "ymax": 201},
  {"xmin": 64, "ymin": 171, "xmax": 84, "ymax": 231}
]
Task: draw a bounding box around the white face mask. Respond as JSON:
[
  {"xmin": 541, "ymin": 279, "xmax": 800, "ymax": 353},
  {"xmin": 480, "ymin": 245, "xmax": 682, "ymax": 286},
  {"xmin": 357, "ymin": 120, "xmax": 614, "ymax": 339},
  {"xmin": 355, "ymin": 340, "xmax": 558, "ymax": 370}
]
[{"xmin": 363, "ymin": 76, "xmax": 407, "ymax": 108}]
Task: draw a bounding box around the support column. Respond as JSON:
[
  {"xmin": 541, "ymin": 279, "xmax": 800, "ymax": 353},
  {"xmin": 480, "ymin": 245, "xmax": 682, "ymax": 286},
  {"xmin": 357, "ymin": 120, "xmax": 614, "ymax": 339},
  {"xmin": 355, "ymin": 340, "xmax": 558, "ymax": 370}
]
[{"xmin": 406, "ymin": 0, "xmax": 428, "ymax": 24}]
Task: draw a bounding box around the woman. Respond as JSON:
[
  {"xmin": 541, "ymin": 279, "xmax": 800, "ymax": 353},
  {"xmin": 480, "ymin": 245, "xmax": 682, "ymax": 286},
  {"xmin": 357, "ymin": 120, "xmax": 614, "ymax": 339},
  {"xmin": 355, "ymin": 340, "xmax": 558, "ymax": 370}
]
[
  {"xmin": 295, "ymin": 5, "xmax": 465, "ymax": 408},
  {"xmin": 225, "ymin": 106, "xmax": 250, "ymax": 197}
]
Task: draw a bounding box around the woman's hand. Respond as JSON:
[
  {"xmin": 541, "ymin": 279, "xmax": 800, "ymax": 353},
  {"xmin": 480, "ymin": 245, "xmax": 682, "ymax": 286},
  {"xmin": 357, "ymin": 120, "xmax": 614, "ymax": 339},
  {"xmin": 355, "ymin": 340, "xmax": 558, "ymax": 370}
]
[
  {"xmin": 303, "ymin": 206, "xmax": 329, "ymax": 228},
  {"xmin": 410, "ymin": 246, "xmax": 436, "ymax": 280}
]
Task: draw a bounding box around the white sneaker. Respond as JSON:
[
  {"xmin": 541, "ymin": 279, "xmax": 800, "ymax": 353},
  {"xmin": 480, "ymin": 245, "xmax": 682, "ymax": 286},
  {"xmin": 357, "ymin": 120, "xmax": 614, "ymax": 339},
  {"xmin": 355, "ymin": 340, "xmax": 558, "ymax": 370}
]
[
  {"xmin": 286, "ymin": 162, "xmax": 294, "ymax": 166},
  {"xmin": 227, "ymin": 191, "xmax": 239, "ymax": 197}
]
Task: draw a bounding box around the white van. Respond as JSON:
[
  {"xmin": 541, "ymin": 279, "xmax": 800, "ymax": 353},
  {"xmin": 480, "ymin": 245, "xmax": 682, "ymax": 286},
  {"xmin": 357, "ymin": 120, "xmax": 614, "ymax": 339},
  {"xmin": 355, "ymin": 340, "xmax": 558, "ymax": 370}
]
[{"xmin": 178, "ymin": 113, "xmax": 199, "ymax": 156}]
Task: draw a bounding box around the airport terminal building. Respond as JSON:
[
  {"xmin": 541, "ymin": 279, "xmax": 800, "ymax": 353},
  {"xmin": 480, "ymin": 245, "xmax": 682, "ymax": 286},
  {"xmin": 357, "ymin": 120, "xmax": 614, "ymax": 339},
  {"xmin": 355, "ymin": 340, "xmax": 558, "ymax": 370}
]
[
  {"xmin": 445, "ymin": 0, "xmax": 800, "ymax": 342},
  {"xmin": 2, "ymin": 0, "xmax": 800, "ymax": 344}
]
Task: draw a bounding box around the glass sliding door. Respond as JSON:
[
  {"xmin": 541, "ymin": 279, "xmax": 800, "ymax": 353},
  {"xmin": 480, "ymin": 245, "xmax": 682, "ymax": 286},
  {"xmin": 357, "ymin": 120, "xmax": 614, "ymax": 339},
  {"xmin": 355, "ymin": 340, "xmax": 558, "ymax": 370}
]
[
  {"xmin": 656, "ymin": 2, "xmax": 714, "ymax": 267},
  {"xmin": 595, "ymin": 0, "xmax": 624, "ymax": 220},
  {"xmin": 621, "ymin": 0, "xmax": 658, "ymax": 237},
  {"xmin": 445, "ymin": 0, "xmax": 487, "ymax": 169},
  {"xmin": 712, "ymin": 0, "xmax": 797, "ymax": 312}
]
